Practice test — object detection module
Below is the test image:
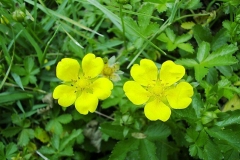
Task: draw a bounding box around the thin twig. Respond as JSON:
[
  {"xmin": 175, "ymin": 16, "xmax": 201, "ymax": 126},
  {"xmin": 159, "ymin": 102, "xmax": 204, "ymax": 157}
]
[{"xmin": 95, "ymin": 111, "xmax": 115, "ymax": 120}]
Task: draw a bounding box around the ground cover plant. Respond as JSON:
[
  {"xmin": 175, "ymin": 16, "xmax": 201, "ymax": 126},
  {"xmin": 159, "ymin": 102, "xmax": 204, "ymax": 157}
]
[{"xmin": 1, "ymin": 0, "xmax": 240, "ymax": 159}]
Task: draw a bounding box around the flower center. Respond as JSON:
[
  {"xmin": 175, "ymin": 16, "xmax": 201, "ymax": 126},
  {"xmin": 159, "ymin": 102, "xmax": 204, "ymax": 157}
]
[
  {"xmin": 102, "ymin": 65, "xmax": 114, "ymax": 77},
  {"xmin": 147, "ymin": 80, "xmax": 168, "ymax": 101},
  {"xmin": 74, "ymin": 78, "xmax": 92, "ymax": 93}
]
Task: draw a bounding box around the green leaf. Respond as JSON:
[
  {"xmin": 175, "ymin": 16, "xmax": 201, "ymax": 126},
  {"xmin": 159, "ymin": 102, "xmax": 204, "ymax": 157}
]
[
  {"xmin": 193, "ymin": 25, "xmax": 212, "ymax": 45},
  {"xmin": 39, "ymin": 146, "xmax": 56, "ymax": 155},
  {"xmin": 34, "ymin": 127, "xmax": 50, "ymax": 143},
  {"xmin": 155, "ymin": 140, "xmax": 169, "ymax": 160},
  {"xmin": 57, "ymin": 114, "xmax": 72, "ymax": 124},
  {"xmin": 177, "ymin": 43, "xmax": 194, "ymax": 53},
  {"xmin": 5, "ymin": 143, "xmax": 18, "ymax": 159},
  {"xmin": 211, "ymin": 28, "xmax": 229, "ymax": 51},
  {"xmin": 165, "ymin": 28, "xmax": 176, "ymax": 42},
  {"xmin": 191, "ymin": 93, "xmax": 203, "ymax": 117},
  {"xmin": 18, "ymin": 128, "xmax": 35, "ymax": 146},
  {"xmin": 185, "ymin": 128, "xmax": 199, "ymax": 143},
  {"xmin": 194, "ymin": 65, "xmax": 209, "ymax": 81},
  {"xmin": 109, "ymin": 138, "xmax": 139, "ymax": 160},
  {"xmin": 207, "ymin": 127, "xmax": 240, "ymax": 150},
  {"xmin": 206, "ymin": 67, "xmax": 218, "ymax": 84},
  {"xmin": 0, "ymin": 142, "xmax": 6, "ymax": 160},
  {"xmin": 175, "ymin": 33, "xmax": 192, "ymax": 44},
  {"xmin": 1, "ymin": 126, "xmax": 22, "ymax": 137},
  {"xmin": 216, "ymin": 110, "xmax": 240, "ymax": 127},
  {"xmin": 181, "ymin": 0, "xmax": 202, "ymax": 10},
  {"xmin": 139, "ymin": 139, "xmax": 158, "ymax": 160},
  {"xmin": 197, "ymin": 41, "xmax": 210, "ymax": 62},
  {"xmin": 11, "ymin": 73, "xmax": 24, "ymax": 90},
  {"xmin": 0, "ymin": 92, "xmax": 33, "ymax": 104},
  {"xmin": 52, "ymin": 135, "xmax": 60, "ymax": 150},
  {"xmin": 46, "ymin": 119, "xmax": 63, "ymax": 135},
  {"xmin": 60, "ymin": 129, "xmax": 82, "ymax": 151},
  {"xmin": 203, "ymin": 140, "xmax": 224, "ymax": 160},
  {"xmin": 175, "ymin": 58, "xmax": 198, "ymax": 67},
  {"xmin": 138, "ymin": 3, "xmax": 155, "ymax": 29},
  {"xmin": 144, "ymin": 122, "xmax": 170, "ymax": 141},
  {"xmin": 100, "ymin": 122, "xmax": 124, "ymax": 140},
  {"xmin": 203, "ymin": 55, "xmax": 238, "ymax": 67}
]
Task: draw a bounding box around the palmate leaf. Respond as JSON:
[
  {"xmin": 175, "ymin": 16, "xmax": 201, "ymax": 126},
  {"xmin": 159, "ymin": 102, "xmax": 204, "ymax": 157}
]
[
  {"xmin": 109, "ymin": 138, "xmax": 139, "ymax": 160},
  {"xmin": 175, "ymin": 58, "xmax": 198, "ymax": 67},
  {"xmin": 177, "ymin": 43, "xmax": 194, "ymax": 53},
  {"xmin": 197, "ymin": 41, "xmax": 210, "ymax": 62},
  {"xmin": 100, "ymin": 122, "xmax": 125, "ymax": 140},
  {"xmin": 202, "ymin": 55, "xmax": 238, "ymax": 67},
  {"xmin": 139, "ymin": 139, "xmax": 158, "ymax": 160},
  {"xmin": 144, "ymin": 122, "xmax": 170, "ymax": 141},
  {"xmin": 203, "ymin": 140, "xmax": 224, "ymax": 160},
  {"xmin": 206, "ymin": 127, "xmax": 240, "ymax": 151},
  {"xmin": 194, "ymin": 65, "xmax": 209, "ymax": 82},
  {"xmin": 216, "ymin": 110, "xmax": 240, "ymax": 127}
]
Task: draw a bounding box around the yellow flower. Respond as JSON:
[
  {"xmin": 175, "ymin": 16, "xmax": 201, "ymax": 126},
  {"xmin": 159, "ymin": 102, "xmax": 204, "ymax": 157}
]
[
  {"xmin": 53, "ymin": 53, "xmax": 113, "ymax": 114},
  {"xmin": 123, "ymin": 59, "xmax": 193, "ymax": 121},
  {"xmin": 102, "ymin": 56, "xmax": 123, "ymax": 82}
]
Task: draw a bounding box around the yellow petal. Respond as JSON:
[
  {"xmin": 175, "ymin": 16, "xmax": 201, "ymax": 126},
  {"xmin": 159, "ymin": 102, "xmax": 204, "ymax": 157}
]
[
  {"xmin": 53, "ymin": 85, "xmax": 76, "ymax": 107},
  {"xmin": 75, "ymin": 92, "xmax": 98, "ymax": 114},
  {"xmin": 144, "ymin": 99, "xmax": 171, "ymax": 121},
  {"xmin": 131, "ymin": 59, "xmax": 157, "ymax": 86},
  {"xmin": 167, "ymin": 82, "xmax": 193, "ymax": 109},
  {"xmin": 92, "ymin": 78, "xmax": 113, "ymax": 100},
  {"xmin": 123, "ymin": 81, "xmax": 150, "ymax": 105},
  {"xmin": 160, "ymin": 60, "xmax": 185, "ymax": 86},
  {"xmin": 56, "ymin": 58, "xmax": 80, "ymax": 81},
  {"xmin": 82, "ymin": 53, "xmax": 104, "ymax": 78}
]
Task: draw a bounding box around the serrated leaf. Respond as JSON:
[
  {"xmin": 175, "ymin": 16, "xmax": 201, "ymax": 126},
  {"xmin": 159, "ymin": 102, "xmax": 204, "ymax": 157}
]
[
  {"xmin": 1, "ymin": 126, "xmax": 22, "ymax": 137},
  {"xmin": 193, "ymin": 25, "xmax": 212, "ymax": 45},
  {"xmin": 57, "ymin": 114, "xmax": 72, "ymax": 124},
  {"xmin": 211, "ymin": 28, "xmax": 229, "ymax": 51},
  {"xmin": 181, "ymin": 21, "xmax": 195, "ymax": 29},
  {"xmin": 194, "ymin": 65, "xmax": 208, "ymax": 81},
  {"xmin": 191, "ymin": 93, "xmax": 203, "ymax": 117},
  {"xmin": 181, "ymin": 0, "xmax": 202, "ymax": 10},
  {"xmin": 139, "ymin": 139, "xmax": 158, "ymax": 160},
  {"xmin": 203, "ymin": 140, "xmax": 223, "ymax": 160},
  {"xmin": 206, "ymin": 68, "xmax": 218, "ymax": 84},
  {"xmin": 175, "ymin": 58, "xmax": 198, "ymax": 67},
  {"xmin": 165, "ymin": 28, "xmax": 176, "ymax": 42},
  {"xmin": 216, "ymin": 110, "xmax": 240, "ymax": 126},
  {"xmin": 100, "ymin": 122, "xmax": 124, "ymax": 140},
  {"xmin": 155, "ymin": 140, "xmax": 169, "ymax": 160},
  {"xmin": 175, "ymin": 33, "xmax": 192, "ymax": 44},
  {"xmin": 34, "ymin": 127, "xmax": 50, "ymax": 143},
  {"xmin": 138, "ymin": 3, "xmax": 155, "ymax": 29},
  {"xmin": 0, "ymin": 142, "xmax": 6, "ymax": 160},
  {"xmin": 39, "ymin": 146, "xmax": 56, "ymax": 155},
  {"xmin": 157, "ymin": 33, "xmax": 169, "ymax": 42},
  {"xmin": 144, "ymin": 122, "xmax": 170, "ymax": 141},
  {"xmin": 52, "ymin": 135, "xmax": 60, "ymax": 150},
  {"xmin": 18, "ymin": 128, "xmax": 34, "ymax": 146},
  {"xmin": 224, "ymin": 149, "xmax": 239, "ymax": 160},
  {"xmin": 203, "ymin": 55, "xmax": 238, "ymax": 67},
  {"xmin": 185, "ymin": 128, "xmax": 199, "ymax": 143},
  {"xmin": 60, "ymin": 129, "xmax": 82, "ymax": 151},
  {"xmin": 11, "ymin": 73, "xmax": 24, "ymax": 90},
  {"xmin": 207, "ymin": 127, "xmax": 240, "ymax": 150},
  {"xmin": 46, "ymin": 119, "xmax": 63, "ymax": 135},
  {"xmin": 196, "ymin": 130, "xmax": 208, "ymax": 147},
  {"xmin": 177, "ymin": 43, "xmax": 194, "ymax": 53},
  {"xmin": 197, "ymin": 41, "xmax": 210, "ymax": 62},
  {"xmin": 109, "ymin": 139, "xmax": 139, "ymax": 160},
  {"xmin": 5, "ymin": 143, "xmax": 18, "ymax": 159}
]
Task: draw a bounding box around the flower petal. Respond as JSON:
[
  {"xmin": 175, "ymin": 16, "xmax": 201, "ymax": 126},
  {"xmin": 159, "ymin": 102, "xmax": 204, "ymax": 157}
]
[
  {"xmin": 167, "ymin": 82, "xmax": 193, "ymax": 109},
  {"xmin": 56, "ymin": 58, "xmax": 80, "ymax": 81},
  {"xmin": 131, "ymin": 59, "xmax": 157, "ymax": 86},
  {"xmin": 82, "ymin": 53, "xmax": 104, "ymax": 78},
  {"xmin": 92, "ymin": 78, "xmax": 113, "ymax": 100},
  {"xmin": 144, "ymin": 99, "xmax": 171, "ymax": 121},
  {"xmin": 53, "ymin": 85, "xmax": 76, "ymax": 107},
  {"xmin": 160, "ymin": 60, "xmax": 185, "ymax": 86},
  {"xmin": 123, "ymin": 81, "xmax": 150, "ymax": 105},
  {"xmin": 75, "ymin": 92, "xmax": 98, "ymax": 114}
]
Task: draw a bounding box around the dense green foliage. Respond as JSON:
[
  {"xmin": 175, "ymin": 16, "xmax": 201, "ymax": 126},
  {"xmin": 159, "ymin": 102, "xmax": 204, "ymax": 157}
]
[{"xmin": 1, "ymin": 0, "xmax": 240, "ymax": 159}]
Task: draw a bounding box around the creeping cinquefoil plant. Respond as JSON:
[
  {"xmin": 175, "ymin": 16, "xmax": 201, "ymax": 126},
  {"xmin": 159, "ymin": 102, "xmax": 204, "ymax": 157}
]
[
  {"xmin": 123, "ymin": 59, "xmax": 193, "ymax": 121},
  {"xmin": 53, "ymin": 53, "xmax": 113, "ymax": 114}
]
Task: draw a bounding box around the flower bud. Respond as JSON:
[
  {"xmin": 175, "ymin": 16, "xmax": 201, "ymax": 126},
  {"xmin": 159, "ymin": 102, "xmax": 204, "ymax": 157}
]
[{"xmin": 12, "ymin": 9, "xmax": 25, "ymax": 22}]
